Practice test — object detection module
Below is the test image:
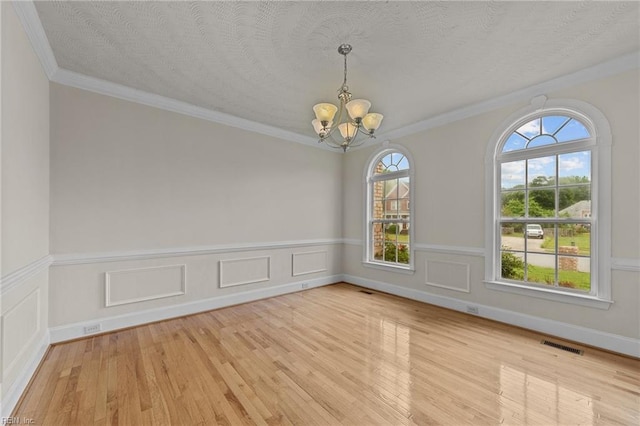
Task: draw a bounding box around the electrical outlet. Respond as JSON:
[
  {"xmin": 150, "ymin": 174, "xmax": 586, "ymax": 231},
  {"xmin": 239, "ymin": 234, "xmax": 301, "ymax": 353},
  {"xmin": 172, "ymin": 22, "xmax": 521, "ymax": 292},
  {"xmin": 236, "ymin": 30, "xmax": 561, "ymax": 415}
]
[
  {"xmin": 466, "ymin": 306, "xmax": 479, "ymax": 315},
  {"xmin": 301, "ymin": 283, "xmax": 309, "ymax": 289},
  {"xmin": 84, "ymin": 324, "xmax": 101, "ymax": 334}
]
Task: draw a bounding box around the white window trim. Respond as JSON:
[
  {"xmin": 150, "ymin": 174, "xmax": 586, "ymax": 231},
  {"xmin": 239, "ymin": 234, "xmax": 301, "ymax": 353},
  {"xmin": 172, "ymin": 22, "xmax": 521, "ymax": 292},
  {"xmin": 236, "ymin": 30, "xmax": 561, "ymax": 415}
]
[
  {"xmin": 484, "ymin": 96, "xmax": 612, "ymax": 308},
  {"xmin": 363, "ymin": 142, "xmax": 415, "ymax": 272}
]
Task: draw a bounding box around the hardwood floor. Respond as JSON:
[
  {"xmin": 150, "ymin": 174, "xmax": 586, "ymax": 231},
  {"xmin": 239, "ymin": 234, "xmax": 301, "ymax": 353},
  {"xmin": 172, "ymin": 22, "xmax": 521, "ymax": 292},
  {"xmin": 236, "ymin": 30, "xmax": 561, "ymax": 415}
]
[{"xmin": 13, "ymin": 283, "xmax": 640, "ymax": 425}]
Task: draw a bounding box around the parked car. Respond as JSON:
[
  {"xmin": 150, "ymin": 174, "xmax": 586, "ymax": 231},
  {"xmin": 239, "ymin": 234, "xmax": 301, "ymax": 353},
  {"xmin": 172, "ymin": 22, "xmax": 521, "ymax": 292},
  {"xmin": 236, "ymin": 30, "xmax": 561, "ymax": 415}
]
[{"xmin": 526, "ymin": 224, "xmax": 544, "ymax": 239}]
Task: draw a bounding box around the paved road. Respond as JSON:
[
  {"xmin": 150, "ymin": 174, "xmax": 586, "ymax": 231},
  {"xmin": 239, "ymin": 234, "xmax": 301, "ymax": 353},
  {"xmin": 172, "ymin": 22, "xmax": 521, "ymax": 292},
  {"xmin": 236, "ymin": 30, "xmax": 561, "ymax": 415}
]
[{"xmin": 502, "ymin": 235, "xmax": 589, "ymax": 272}]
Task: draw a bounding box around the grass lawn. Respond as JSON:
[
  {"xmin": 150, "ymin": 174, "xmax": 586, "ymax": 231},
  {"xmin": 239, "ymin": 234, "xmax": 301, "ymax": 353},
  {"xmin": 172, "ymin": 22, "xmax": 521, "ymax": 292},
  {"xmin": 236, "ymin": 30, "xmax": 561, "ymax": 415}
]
[
  {"xmin": 385, "ymin": 232, "xmax": 410, "ymax": 243},
  {"xmin": 503, "ymin": 264, "xmax": 590, "ymax": 291},
  {"xmin": 541, "ymin": 233, "xmax": 590, "ymax": 255}
]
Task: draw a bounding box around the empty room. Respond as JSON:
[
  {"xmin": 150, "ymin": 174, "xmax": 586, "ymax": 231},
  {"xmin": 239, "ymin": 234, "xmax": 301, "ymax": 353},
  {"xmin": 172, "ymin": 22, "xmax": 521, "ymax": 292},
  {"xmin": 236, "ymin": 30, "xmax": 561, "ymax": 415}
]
[{"xmin": 1, "ymin": 1, "xmax": 639, "ymax": 425}]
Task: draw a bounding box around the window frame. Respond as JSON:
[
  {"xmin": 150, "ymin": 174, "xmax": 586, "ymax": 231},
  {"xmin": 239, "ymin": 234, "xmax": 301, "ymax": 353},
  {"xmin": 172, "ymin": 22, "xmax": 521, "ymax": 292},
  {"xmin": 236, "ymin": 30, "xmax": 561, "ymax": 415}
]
[
  {"xmin": 364, "ymin": 144, "xmax": 415, "ymax": 273},
  {"xmin": 484, "ymin": 98, "xmax": 612, "ymax": 309}
]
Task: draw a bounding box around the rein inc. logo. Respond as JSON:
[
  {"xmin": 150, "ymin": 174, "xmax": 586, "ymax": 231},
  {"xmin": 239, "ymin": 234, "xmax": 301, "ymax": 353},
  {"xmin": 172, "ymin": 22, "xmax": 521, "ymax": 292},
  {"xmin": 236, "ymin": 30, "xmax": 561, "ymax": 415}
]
[{"xmin": 1, "ymin": 418, "xmax": 35, "ymax": 425}]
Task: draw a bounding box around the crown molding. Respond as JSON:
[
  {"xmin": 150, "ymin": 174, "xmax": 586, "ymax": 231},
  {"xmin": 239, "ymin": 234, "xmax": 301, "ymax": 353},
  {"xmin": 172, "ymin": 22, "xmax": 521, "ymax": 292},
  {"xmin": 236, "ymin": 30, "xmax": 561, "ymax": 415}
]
[
  {"xmin": 14, "ymin": 1, "xmax": 639, "ymax": 153},
  {"xmin": 51, "ymin": 68, "xmax": 323, "ymax": 149},
  {"xmin": 11, "ymin": 0, "xmax": 57, "ymax": 79},
  {"xmin": 362, "ymin": 51, "xmax": 640, "ymax": 147}
]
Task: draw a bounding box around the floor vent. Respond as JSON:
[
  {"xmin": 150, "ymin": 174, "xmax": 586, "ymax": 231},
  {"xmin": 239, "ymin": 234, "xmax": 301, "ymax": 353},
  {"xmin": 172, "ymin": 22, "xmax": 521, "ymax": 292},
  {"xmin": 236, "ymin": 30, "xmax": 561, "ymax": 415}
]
[
  {"xmin": 541, "ymin": 340, "xmax": 584, "ymax": 355},
  {"xmin": 359, "ymin": 290, "xmax": 373, "ymax": 295}
]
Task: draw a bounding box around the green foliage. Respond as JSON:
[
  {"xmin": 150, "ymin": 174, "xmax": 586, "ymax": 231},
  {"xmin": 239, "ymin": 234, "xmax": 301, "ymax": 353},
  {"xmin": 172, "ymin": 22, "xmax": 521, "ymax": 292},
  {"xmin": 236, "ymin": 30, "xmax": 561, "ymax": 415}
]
[
  {"xmin": 502, "ymin": 175, "xmax": 590, "ymax": 217},
  {"xmin": 386, "ymin": 224, "xmax": 398, "ymax": 234},
  {"xmin": 384, "ymin": 242, "xmax": 409, "ymax": 264},
  {"xmin": 501, "ymin": 250, "xmax": 524, "ymax": 280}
]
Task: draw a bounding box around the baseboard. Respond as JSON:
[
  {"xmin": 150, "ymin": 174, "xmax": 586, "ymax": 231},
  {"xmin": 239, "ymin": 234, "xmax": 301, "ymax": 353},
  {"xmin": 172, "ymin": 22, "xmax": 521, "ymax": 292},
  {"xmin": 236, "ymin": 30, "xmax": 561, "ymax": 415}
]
[
  {"xmin": 1, "ymin": 331, "xmax": 50, "ymax": 418},
  {"xmin": 50, "ymin": 275, "xmax": 340, "ymax": 343},
  {"xmin": 343, "ymin": 274, "xmax": 640, "ymax": 358}
]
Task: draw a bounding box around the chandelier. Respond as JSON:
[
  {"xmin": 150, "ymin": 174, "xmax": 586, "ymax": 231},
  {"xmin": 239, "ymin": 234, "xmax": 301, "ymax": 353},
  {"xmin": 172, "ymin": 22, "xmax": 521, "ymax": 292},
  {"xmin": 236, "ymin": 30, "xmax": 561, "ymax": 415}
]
[{"xmin": 312, "ymin": 44, "xmax": 383, "ymax": 152}]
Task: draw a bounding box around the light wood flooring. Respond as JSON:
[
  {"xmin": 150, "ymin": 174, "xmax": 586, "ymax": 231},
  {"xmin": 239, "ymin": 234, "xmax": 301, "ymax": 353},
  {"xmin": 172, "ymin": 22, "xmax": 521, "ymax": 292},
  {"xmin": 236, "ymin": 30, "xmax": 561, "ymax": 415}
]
[{"xmin": 13, "ymin": 283, "xmax": 640, "ymax": 425}]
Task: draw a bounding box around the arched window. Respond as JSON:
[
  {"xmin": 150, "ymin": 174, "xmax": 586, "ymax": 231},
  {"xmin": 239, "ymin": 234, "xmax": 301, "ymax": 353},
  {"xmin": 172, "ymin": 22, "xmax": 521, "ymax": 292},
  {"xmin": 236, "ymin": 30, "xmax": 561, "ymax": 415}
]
[
  {"xmin": 485, "ymin": 98, "xmax": 611, "ymax": 307},
  {"xmin": 365, "ymin": 146, "xmax": 414, "ymax": 270}
]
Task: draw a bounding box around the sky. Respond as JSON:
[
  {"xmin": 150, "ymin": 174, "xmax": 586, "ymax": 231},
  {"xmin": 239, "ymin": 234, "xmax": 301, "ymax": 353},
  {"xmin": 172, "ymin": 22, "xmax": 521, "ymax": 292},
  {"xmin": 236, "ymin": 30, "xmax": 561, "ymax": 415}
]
[{"xmin": 500, "ymin": 116, "xmax": 591, "ymax": 189}]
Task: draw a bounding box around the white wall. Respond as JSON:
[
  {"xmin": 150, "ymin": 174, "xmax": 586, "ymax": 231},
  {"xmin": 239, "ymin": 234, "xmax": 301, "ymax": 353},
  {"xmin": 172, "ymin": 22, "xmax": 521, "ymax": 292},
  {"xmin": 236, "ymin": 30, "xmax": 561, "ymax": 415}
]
[
  {"xmin": 48, "ymin": 83, "xmax": 343, "ymax": 336},
  {"xmin": 342, "ymin": 69, "xmax": 639, "ymax": 353},
  {"xmin": 0, "ymin": 2, "xmax": 50, "ymax": 416}
]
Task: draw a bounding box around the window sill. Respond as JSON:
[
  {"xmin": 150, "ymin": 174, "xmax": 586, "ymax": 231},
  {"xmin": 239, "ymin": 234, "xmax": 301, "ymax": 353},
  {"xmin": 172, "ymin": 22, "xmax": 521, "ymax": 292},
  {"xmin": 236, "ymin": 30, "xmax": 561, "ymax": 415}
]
[
  {"xmin": 363, "ymin": 261, "xmax": 415, "ymax": 275},
  {"xmin": 484, "ymin": 280, "xmax": 613, "ymax": 310}
]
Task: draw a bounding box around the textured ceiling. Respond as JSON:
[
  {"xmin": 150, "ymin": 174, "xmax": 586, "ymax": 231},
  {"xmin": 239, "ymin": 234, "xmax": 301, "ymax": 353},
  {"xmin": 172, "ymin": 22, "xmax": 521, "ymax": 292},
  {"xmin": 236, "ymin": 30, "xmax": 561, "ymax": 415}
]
[{"xmin": 34, "ymin": 1, "xmax": 640, "ymax": 139}]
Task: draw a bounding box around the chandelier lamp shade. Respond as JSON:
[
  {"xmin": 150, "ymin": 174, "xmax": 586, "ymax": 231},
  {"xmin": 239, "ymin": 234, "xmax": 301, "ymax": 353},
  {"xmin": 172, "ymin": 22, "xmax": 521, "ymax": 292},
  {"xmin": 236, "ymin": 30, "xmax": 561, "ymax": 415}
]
[{"xmin": 312, "ymin": 44, "xmax": 383, "ymax": 152}]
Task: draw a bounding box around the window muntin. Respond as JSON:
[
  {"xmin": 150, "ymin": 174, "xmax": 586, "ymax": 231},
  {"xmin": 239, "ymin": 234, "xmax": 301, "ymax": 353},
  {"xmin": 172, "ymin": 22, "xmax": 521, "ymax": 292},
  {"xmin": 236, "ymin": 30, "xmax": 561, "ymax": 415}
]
[
  {"xmin": 502, "ymin": 116, "xmax": 591, "ymax": 152},
  {"xmin": 367, "ymin": 150, "xmax": 411, "ymax": 268},
  {"xmin": 497, "ymin": 114, "xmax": 594, "ymax": 294}
]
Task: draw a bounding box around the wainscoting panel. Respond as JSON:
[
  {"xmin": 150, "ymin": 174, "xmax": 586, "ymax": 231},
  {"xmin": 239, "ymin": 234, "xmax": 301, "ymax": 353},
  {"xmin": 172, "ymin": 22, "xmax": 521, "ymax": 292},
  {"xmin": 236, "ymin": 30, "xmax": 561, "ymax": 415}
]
[
  {"xmin": 292, "ymin": 251, "xmax": 327, "ymax": 276},
  {"xmin": 105, "ymin": 264, "xmax": 186, "ymax": 307},
  {"xmin": 219, "ymin": 256, "xmax": 271, "ymax": 288},
  {"xmin": 425, "ymin": 259, "xmax": 470, "ymax": 293},
  {"xmin": 2, "ymin": 289, "xmax": 40, "ymax": 373}
]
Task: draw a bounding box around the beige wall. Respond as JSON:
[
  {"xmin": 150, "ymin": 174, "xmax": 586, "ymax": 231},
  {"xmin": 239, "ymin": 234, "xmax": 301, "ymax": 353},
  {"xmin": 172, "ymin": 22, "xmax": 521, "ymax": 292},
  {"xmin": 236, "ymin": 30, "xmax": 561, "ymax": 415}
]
[
  {"xmin": 342, "ymin": 69, "xmax": 639, "ymax": 340},
  {"xmin": 48, "ymin": 84, "xmax": 343, "ymax": 330},
  {"xmin": 50, "ymin": 84, "xmax": 342, "ymax": 253},
  {"xmin": 1, "ymin": 2, "xmax": 50, "ymax": 413}
]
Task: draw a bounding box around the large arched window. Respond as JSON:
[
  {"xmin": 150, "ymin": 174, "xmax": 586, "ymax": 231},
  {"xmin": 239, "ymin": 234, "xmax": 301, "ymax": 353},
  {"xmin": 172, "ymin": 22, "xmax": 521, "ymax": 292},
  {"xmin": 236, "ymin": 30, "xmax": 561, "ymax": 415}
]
[
  {"xmin": 365, "ymin": 146, "xmax": 414, "ymax": 270},
  {"xmin": 485, "ymin": 98, "xmax": 611, "ymax": 308}
]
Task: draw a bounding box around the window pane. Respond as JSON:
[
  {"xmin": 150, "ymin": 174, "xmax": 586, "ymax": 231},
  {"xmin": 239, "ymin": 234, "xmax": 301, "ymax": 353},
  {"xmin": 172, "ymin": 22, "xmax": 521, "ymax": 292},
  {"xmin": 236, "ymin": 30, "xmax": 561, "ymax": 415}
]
[
  {"xmin": 373, "ymin": 181, "xmax": 384, "ymax": 201},
  {"xmin": 501, "ymin": 160, "xmax": 525, "ymax": 189},
  {"xmin": 525, "ymin": 257, "xmax": 556, "ymax": 287},
  {"xmin": 559, "ymin": 151, "xmax": 590, "ymax": 181},
  {"xmin": 525, "ymin": 223, "xmax": 547, "ymax": 253},
  {"xmin": 527, "ymin": 134, "xmax": 556, "ymax": 149},
  {"xmin": 556, "ymin": 223, "xmax": 591, "ymax": 257},
  {"xmin": 373, "ymin": 201, "xmax": 384, "ymax": 220},
  {"xmin": 555, "ymin": 119, "xmax": 590, "ymax": 142},
  {"xmin": 516, "ymin": 118, "xmax": 541, "ymax": 138},
  {"xmin": 501, "ymin": 190, "xmax": 524, "ymax": 217},
  {"xmin": 558, "ymin": 259, "xmax": 591, "ymax": 292},
  {"xmin": 528, "ymin": 189, "xmax": 555, "ymax": 217},
  {"xmin": 502, "ymin": 133, "xmax": 527, "ymax": 152},
  {"xmin": 543, "ymin": 115, "xmax": 571, "ymax": 135},
  {"xmin": 500, "ymin": 222, "xmax": 524, "ymax": 252},
  {"xmin": 528, "ymin": 156, "xmax": 555, "ymax": 186},
  {"xmin": 559, "ymin": 186, "xmax": 591, "ymax": 215},
  {"xmin": 372, "ymin": 223, "xmax": 384, "ymax": 261},
  {"xmin": 501, "ymin": 249, "xmax": 524, "ymax": 281}
]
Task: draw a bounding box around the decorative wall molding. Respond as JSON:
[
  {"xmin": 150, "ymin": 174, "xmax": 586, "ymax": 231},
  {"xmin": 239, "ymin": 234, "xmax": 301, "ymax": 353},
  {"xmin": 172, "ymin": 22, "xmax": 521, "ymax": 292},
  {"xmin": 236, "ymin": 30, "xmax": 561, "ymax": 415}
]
[
  {"xmin": 425, "ymin": 259, "xmax": 471, "ymax": 293},
  {"xmin": 343, "ymin": 274, "xmax": 640, "ymax": 358},
  {"xmin": 370, "ymin": 52, "xmax": 640, "ymax": 144},
  {"xmin": 219, "ymin": 256, "xmax": 271, "ymax": 288},
  {"xmin": 292, "ymin": 251, "xmax": 328, "ymax": 276},
  {"xmin": 2, "ymin": 289, "xmax": 41, "ymax": 374},
  {"xmin": 0, "ymin": 331, "xmax": 50, "ymax": 419},
  {"xmin": 414, "ymin": 243, "xmax": 485, "ymax": 257},
  {"xmin": 0, "ymin": 255, "xmax": 52, "ymax": 295},
  {"xmin": 346, "ymin": 239, "xmax": 485, "ymax": 257},
  {"xmin": 11, "ymin": 1, "xmax": 57, "ymax": 79},
  {"xmin": 105, "ymin": 264, "xmax": 186, "ymax": 307},
  {"xmin": 13, "ymin": 0, "xmax": 640, "ymax": 154},
  {"xmin": 52, "ymin": 238, "xmax": 342, "ymax": 266},
  {"xmin": 49, "ymin": 274, "xmax": 340, "ymax": 343},
  {"xmin": 611, "ymin": 258, "xmax": 640, "ymax": 272},
  {"xmin": 52, "ymin": 68, "xmax": 321, "ymax": 149}
]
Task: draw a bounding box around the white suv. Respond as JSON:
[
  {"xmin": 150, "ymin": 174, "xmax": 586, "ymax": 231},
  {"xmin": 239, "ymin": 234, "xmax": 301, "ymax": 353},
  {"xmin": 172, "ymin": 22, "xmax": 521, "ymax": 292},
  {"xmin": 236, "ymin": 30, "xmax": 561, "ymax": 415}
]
[{"xmin": 526, "ymin": 224, "xmax": 544, "ymax": 239}]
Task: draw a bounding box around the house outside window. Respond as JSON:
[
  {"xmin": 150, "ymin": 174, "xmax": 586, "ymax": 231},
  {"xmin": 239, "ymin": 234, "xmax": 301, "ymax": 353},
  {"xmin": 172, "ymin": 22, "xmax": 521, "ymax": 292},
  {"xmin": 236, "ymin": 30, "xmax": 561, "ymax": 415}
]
[
  {"xmin": 485, "ymin": 98, "xmax": 612, "ymax": 308},
  {"xmin": 365, "ymin": 146, "xmax": 414, "ymax": 271}
]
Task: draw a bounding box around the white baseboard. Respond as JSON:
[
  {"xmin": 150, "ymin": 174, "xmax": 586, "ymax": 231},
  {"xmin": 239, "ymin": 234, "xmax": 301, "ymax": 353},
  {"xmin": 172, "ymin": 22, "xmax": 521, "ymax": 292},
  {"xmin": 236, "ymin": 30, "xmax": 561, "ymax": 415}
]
[
  {"xmin": 343, "ymin": 274, "xmax": 640, "ymax": 358},
  {"xmin": 50, "ymin": 275, "xmax": 340, "ymax": 343},
  {"xmin": 1, "ymin": 331, "xmax": 50, "ymax": 418}
]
